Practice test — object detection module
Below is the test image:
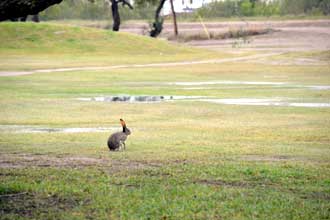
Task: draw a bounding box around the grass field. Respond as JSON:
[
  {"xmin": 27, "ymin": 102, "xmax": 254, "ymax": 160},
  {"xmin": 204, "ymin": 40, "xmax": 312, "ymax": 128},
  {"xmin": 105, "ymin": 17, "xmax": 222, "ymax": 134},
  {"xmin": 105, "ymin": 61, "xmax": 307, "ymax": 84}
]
[
  {"xmin": 0, "ymin": 22, "xmax": 330, "ymax": 220},
  {"xmin": 0, "ymin": 23, "xmax": 231, "ymax": 71}
]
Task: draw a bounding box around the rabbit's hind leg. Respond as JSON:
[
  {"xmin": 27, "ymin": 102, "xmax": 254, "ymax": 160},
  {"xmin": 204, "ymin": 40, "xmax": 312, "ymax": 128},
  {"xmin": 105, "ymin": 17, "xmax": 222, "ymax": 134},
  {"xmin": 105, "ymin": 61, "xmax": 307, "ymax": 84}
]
[{"xmin": 119, "ymin": 141, "xmax": 125, "ymax": 151}]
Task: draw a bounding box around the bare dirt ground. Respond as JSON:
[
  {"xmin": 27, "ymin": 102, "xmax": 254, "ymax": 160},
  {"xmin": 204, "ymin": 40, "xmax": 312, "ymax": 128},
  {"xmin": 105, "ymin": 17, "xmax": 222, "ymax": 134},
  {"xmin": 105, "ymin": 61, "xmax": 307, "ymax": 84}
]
[
  {"xmin": 0, "ymin": 153, "xmax": 162, "ymax": 172},
  {"xmin": 0, "ymin": 152, "xmax": 316, "ymax": 172},
  {"xmin": 122, "ymin": 19, "xmax": 330, "ymax": 53}
]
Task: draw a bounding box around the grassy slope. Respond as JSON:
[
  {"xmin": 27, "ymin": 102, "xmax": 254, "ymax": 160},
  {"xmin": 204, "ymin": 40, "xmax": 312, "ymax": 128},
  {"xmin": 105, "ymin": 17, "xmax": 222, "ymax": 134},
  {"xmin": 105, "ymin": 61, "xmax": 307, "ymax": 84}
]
[
  {"xmin": 0, "ymin": 23, "xmax": 330, "ymax": 220},
  {"xmin": 0, "ymin": 22, "xmax": 232, "ymax": 71}
]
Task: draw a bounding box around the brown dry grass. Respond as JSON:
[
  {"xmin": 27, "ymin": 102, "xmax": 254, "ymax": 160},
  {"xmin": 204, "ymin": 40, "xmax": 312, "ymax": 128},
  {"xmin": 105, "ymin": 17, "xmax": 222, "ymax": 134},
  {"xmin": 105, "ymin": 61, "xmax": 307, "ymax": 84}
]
[{"xmin": 167, "ymin": 27, "xmax": 275, "ymax": 42}]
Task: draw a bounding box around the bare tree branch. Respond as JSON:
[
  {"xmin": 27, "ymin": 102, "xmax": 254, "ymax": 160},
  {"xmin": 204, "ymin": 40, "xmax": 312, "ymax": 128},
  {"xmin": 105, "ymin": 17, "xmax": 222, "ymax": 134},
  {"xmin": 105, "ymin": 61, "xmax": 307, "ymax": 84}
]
[{"xmin": 118, "ymin": 0, "xmax": 134, "ymax": 9}]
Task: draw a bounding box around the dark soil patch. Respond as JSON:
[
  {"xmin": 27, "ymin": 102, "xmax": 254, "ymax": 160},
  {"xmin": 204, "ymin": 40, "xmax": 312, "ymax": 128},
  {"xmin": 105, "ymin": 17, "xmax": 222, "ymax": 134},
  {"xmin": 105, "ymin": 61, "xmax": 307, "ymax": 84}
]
[
  {"xmin": 0, "ymin": 192, "xmax": 82, "ymax": 218},
  {"xmin": 240, "ymin": 155, "xmax": 293, "ymax": 162},
  {"xmin": 194, "ymin": 179, "xmax": 254, "ymax": 188},
  {"xmin": 302, "ymin": 192, "xmax": 330, "ymax": 201},
  {"xmin": 0, "ymin": 153, "xmax": 163, "ymax": 174}
]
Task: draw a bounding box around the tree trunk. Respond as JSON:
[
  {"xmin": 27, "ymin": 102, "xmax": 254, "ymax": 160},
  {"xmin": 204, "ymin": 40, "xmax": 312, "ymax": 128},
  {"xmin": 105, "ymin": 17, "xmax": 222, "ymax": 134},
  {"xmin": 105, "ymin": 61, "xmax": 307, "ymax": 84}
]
[
  {"xmin": 32, "ymin": 14, "xmax": 40, "ymax": 22},
  {"xmin": 150, "ymin": 0, "xmax": 166, "ymax": 37},
  {"xmin": 0, "ymin": 0, "xmax": 63, "ymax": 21},
  {"xmin": 169, "ymin": 0, "xmax": 178, "ymax": 36},
  {"xmin": 20, "ymin": 16, "xmax": 27, "ymax": 22},
  {"xmin": 111, "ymin": 0, "xmax": 120, "ymax": 31}
]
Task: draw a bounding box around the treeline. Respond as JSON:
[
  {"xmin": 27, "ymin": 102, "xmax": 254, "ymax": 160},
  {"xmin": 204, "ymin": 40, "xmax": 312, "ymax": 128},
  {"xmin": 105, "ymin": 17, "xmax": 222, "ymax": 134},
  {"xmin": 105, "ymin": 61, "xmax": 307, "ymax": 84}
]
[
  {"xmin": 39, "ymin": 0, "xmax": 330, "ymax": 21},
  {"xmin": 39, "ymin": 0, "xmax": 156, "ymax": 21},
  {"xmin": 194, "ymin": 0, "xmax": 330, "ymax": 18}
]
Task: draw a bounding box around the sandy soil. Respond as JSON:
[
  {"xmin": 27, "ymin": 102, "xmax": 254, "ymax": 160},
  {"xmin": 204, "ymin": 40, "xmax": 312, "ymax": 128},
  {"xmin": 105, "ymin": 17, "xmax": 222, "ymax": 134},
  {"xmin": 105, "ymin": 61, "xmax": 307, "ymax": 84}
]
[
  {"xmin": 121, "ymin": 20, "xmax": 330, "ymax": 52},
  {"xmin": 181, "ymin": 21, "xmax": 330, "ymax": 52}
]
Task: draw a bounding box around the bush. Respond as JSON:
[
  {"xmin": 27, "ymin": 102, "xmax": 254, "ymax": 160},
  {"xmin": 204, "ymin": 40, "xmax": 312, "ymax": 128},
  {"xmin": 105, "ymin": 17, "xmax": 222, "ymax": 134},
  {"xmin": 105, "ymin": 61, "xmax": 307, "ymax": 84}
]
[
  {"xmin": 40, "ymin": 0, "xmax": 111, "ymax": 20},
  {"xmin": 319, "ymin": 0, "xmax": 330, "ymax": 14},
  {"xmin": 194, "ymin": 0, "xmax": 329, "ymax": 19},
  {"xmin": 39, "ymin": 0, "xmax": 156, "ymax": 21},
  {"xmin": 39, "ymin": 0, "xmax": 330, "ymax": 21},
  {"xmin": 240, "ymin": 0, "xmax": 254, "ymax": 16},
  {"xmin": 280, "ymin": 0, "xmax": 330, "ymax": 15},
  {"xmin": 195, "ymin": 1, "xmax": 237, "ymax": 18},
  {"xmin": 194, "ymin": 0, "xmax": 282, "ymax": 18}
]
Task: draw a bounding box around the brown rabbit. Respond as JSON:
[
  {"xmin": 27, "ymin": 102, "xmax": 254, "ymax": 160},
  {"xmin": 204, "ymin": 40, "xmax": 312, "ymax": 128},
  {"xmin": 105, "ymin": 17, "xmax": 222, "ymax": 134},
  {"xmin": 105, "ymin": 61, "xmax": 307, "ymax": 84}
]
[{"xmin": 108, "ymin": 119, "xmax": 131, "ymax": 151}]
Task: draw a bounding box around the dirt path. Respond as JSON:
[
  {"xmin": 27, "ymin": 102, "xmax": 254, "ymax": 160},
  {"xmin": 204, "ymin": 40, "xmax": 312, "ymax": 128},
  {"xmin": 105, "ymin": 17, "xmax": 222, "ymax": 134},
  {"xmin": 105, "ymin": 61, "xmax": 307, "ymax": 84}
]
[
  {"xmin": 0, "ymin": 52, "xmax": 281, "ymax": 77},
  {"xmin": 0, "ymin": 153, "xmax": 162, "ymax": 172},
  {"xmin": 122, "ymin": 20, "xmax": 330, "ymax": 52},
  {"xmin": 0, "ymin": 153, "xmax": 320, "ymax": 171},
  {"xmin": 185, "ymin": 24, "xmax": 330, "ymax": 52}
]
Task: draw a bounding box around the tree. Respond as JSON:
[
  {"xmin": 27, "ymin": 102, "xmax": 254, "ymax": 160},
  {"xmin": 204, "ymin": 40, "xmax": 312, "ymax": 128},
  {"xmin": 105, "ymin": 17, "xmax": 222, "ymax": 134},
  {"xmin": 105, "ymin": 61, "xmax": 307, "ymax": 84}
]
[
  {"xmin": 149, "ymin": 0, "xmax": 180, "ymax": 38},
  {"xmin": 240, "ymin": 0, "xmax": 253, "ymax": 16},
  {"xmin": 149, "ymin": 0, "xmax": 166, "ymax": 37},
  {"xmin": 0, "ymin": 0, "xmax": 63, "ymax": 21},
  {"xmin": 169, "ymin": 0, "xmax": 178, "ymax": 36},
  {"xmin": 110, "ymin": 0, "xmax": 133, "ymax": 31},
  {"xmin": 320, "ymin": 0, "xmax": 330, "ymax": 14}
]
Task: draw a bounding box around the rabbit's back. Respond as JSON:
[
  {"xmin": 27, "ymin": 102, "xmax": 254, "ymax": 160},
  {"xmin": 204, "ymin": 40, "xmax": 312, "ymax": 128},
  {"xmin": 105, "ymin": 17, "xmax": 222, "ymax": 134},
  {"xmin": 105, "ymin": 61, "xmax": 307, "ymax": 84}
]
[{"xmin": 107, "ymin": 132, "xmax": 127, "ymax": 150}]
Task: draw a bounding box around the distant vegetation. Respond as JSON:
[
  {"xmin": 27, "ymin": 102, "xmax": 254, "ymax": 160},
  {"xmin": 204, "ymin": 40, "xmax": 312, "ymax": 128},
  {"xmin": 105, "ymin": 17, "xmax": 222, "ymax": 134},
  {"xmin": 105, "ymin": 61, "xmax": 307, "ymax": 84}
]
[
  {"xmin": 39, "ymin": 0, "xmax": 330, "ymax": 22},
  {"xmin": 194, "ymin": 0, "xmax": 330, "ymax": 19},
  {"xmin": 39, "ymin": 0, "xmax": 156, "ymax": 21}
]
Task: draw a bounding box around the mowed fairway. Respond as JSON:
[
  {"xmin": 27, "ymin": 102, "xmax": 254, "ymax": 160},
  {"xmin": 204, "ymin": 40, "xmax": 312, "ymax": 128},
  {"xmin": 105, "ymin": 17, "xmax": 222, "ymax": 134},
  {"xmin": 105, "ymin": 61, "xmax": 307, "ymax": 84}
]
[{"xmin": 0, "ymin": 23, "xmax": 330, "ymax": 220}]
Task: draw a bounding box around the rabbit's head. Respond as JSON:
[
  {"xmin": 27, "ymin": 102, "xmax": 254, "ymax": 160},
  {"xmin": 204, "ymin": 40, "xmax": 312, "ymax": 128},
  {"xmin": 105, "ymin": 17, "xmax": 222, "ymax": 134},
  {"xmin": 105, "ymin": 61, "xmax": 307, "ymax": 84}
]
[{"xmin": 120, "ymin": 119, "xmax": 131, "ymax": 135}]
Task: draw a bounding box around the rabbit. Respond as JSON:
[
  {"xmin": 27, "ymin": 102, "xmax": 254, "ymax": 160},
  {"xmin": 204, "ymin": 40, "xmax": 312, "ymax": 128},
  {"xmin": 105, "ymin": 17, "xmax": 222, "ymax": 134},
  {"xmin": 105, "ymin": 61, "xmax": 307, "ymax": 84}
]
[{"xmin": 108, "ymin": 119, "xmax": 131, "ymax": 151}]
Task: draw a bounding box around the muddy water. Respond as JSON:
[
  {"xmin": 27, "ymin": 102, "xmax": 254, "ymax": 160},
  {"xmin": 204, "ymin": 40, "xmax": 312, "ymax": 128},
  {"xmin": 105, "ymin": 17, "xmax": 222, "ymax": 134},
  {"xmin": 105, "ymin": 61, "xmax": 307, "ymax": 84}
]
[{"xmin": 77, "ymin": 95, "xmax": 205, "ymax": 103}]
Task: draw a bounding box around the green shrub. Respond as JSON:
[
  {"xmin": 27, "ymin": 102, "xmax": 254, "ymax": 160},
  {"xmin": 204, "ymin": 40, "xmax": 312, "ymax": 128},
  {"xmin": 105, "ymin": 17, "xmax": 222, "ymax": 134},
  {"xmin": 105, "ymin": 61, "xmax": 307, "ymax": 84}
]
[
  {"xmin": 39, "ymin": 0, "xmax": 330, "ymax": 21},
  {"xmin": 240, "ymin": 0, "xmax": 254, "ymax": 16},
  {"xmin": 39, "ymin": 0, "xmax": 156, "ymax": 21}
]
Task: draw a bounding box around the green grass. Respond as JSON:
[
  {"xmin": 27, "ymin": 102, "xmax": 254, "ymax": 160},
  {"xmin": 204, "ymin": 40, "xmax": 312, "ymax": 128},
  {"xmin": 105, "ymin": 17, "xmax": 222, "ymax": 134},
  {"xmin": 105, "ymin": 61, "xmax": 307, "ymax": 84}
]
[
  {"xmin": 0, "ymin": 22, "xmax": 330, "ymax": 220},
  {"xmin": 265, "ymin": 51, "xmax": 330, "ymax": 64},
  {"xmin": 0, "ymin": 22, "xmax": 232, "ymax": 71}
]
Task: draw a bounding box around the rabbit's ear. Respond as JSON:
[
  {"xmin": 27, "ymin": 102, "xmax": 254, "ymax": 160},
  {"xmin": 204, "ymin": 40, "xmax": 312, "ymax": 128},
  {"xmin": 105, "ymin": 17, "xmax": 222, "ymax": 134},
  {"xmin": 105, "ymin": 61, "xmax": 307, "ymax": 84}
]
[{"xmin": 120, "ymin": 119, "xmax": 126, "ymax": 127}]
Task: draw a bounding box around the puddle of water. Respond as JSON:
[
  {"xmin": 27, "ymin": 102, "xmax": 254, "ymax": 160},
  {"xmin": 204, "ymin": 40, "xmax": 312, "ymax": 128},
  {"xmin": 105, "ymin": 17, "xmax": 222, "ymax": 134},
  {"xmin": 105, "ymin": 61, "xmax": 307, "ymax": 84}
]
[
  {"xmin": 77, "ymin": 95, "xmax": 330, "ymax": 108},
  {"xmin": 77, "ymin": 95, "xmax": 205, "ymax": 103},
  {"xmin": 200, "ymin": 98, "xmax": 283, "ymax": 106},
  {"xmin": 198, "ymin": 99, "xmax": 330, "ymax": 108},
  {"xmin": 0, "ymin": 125, "xmax": 117, "ymax": 134},
  {"xmin": 168, "ymin": 81, "xmax": 287, "ymax": 86},
  {"xmin": 77, "ymin": 96, "xmax": 330, "ymax": 108},
  {"xmin": 288, "ymin": 103, "xmax": 330, "ymax": 107},
  {"xmin": 307, "ymin": 86, "xmax": 330, "ymax": 90},
  {"xmin": 0, "ymin": 71, "xmax": 33, "ymax": 76}
]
